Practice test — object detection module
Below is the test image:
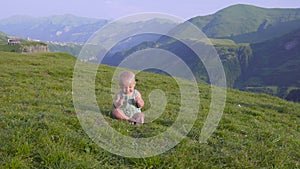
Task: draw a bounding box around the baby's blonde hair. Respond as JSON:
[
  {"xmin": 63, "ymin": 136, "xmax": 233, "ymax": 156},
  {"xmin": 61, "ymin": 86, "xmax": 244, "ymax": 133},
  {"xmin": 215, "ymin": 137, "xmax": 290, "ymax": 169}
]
[{"xmin": 119, "ymin": 70, "xmax": 135, "ymax": 85}]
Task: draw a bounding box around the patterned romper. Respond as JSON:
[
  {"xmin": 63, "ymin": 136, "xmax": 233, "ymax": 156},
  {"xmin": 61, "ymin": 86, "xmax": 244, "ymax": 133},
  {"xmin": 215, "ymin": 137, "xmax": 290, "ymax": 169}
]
[{"xmin": 119, "ymin": 90, "xmax": 141, "ymax": 118}]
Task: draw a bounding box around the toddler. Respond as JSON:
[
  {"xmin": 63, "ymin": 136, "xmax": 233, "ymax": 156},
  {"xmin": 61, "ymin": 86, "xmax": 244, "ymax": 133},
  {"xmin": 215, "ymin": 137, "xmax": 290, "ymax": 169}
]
[{"xmin": 112, "ymin": 70, "xmax": 145, "ymax": 125}]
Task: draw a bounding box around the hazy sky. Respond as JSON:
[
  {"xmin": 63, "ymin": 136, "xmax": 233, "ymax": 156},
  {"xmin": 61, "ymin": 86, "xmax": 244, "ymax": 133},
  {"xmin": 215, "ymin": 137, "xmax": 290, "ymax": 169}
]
[{"xmin": 2, "ymin": 0, "xmax": 300, "ymax": 20}]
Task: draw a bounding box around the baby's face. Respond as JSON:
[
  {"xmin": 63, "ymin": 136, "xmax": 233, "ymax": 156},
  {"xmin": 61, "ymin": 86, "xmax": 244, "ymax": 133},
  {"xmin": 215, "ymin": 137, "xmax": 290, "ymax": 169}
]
[{"xmin": 120, "ymin": 81, "xmax": 135, "ymax": 95}]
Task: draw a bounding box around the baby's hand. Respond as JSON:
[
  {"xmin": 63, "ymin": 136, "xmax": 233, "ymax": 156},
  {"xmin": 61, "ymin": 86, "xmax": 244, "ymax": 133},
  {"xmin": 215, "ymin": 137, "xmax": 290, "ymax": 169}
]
[
  {"xmin": 134, "ymin": 96, "xmax": 144, "ymax": 108},
  {"xmin": 135, "ymin": 96, "xmax": 141, "ymax": 103},
  {"xmin": 114, "ymin": 98, "xmax": 124, "ymax": 108}
]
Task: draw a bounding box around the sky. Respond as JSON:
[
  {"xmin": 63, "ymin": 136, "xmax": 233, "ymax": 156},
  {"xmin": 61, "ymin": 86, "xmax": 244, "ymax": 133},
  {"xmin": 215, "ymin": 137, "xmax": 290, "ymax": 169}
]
[{"xmin": 1, "ymin": 0, "xmax": 300, "ymax": 20}]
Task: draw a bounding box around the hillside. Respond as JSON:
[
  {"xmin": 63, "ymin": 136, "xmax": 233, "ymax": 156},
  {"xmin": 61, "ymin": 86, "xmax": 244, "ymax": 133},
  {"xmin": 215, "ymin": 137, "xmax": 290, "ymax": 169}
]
[
  {"xmin": 188, "ymin": 4, "xmax": 300, "ymax": 43},
  {"xmin": 235, "ymin": 28, "xmax": 300, "ymax": 98},
  {"xmin": 0, "ymin": 35, "xmax": 48, "ymax": 54},
  {"xmin": 102, "ymin": 35, "xmax": 252, "ymax": 88},
  {"xmin": 0, "ymin": 51, "xmax": 300, "ymax": 168},
  {"xmin": 47, "ymin": 42, "xmax": 83, "ymax": 57}
]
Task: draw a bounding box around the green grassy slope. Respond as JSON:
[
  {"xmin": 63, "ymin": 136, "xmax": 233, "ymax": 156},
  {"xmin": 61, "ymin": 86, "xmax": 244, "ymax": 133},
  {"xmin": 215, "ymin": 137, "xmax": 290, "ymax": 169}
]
[{"xmin": 0, "ymin": 52, "xmax": 300, "ymax": 168}]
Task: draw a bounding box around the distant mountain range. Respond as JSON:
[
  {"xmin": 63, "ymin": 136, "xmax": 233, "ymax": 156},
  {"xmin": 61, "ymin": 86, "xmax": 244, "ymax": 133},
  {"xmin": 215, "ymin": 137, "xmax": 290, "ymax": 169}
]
[
  {"xmin": 0, "ymin": 14, "xmax": 108, "ymax": 42},
  {"xmin": 1, "ymin": 4, "xmax": 300, "ymax": 101},
  {"xmin": 2, "ymin": 4, "xmax": 300, "ymax": 44},
  {"xmin": 0, "ymin": 14, "xmax": 179, "ymax": 43}
]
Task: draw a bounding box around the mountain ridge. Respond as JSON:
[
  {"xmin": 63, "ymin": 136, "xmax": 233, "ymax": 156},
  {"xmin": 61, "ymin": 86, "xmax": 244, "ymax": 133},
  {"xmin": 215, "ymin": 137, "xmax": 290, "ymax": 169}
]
[{"xmin": 189, "ymin": 4, "xmax": 300, "ymax": 43}]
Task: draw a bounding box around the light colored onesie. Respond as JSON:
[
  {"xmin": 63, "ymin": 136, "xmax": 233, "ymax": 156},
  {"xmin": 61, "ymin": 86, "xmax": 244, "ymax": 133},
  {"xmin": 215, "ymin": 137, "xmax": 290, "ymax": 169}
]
[{"xmin": 120, "ymin": 90, "xmax": 141, "ymax": 118}]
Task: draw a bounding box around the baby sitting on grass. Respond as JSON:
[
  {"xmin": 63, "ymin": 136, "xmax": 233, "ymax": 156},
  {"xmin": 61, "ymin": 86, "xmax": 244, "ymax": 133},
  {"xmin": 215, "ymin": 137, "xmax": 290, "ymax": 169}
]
[{"xmin": 112, "ymin": 70, "xmax": 145, "ymax": 125}]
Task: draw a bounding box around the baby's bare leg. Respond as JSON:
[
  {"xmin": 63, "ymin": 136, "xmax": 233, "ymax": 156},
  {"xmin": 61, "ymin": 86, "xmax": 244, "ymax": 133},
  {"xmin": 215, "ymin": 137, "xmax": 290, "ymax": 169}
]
[{"xmin": 112, "ymin": 109, "xmax": 130, "ymax": 120}]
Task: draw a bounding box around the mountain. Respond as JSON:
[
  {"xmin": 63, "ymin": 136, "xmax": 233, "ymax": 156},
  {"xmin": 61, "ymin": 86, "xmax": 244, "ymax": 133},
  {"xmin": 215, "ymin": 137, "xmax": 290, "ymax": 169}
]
[
  {"xmin": 0, "ymin": 14, "xmax": 108, "ymax": 42},
  {"xmin": 100, "ymin": 5, "xmax": 300, "ymax": 101},
  {"xmin": 0, "ymin": 15, "xmax": 179, "ymax": 57},
  {"xmin": 1, "ymin": 51, "xmax": 300, "ymax": 168},
  {"xmin": 116, "ymin": 29, "xmax": 300, "ymax": 100},
  {"xmin": 1, "ymin": 5, "xmax": 300, "ymax": 101},
  {"xmin": 101, "ymin": 36, "xmax": 296, "ymax": 101},
  {"xmin": 101, "ymin": 35, "xmax": 252, "ymax": 87},
  {"xmin": 2, "ymin": 5, "xmax": 300, "ymax": 44},
  {"xmin": 0, "ymin": 14, "xmax": 179, "ymax": 44},
  {"xmin": 188, "ymin": 4, "xmax": 300, "ymax": 43},
  {"xmin": 235, "ymin": 28, "xmax": 300, "ymax": 98}
]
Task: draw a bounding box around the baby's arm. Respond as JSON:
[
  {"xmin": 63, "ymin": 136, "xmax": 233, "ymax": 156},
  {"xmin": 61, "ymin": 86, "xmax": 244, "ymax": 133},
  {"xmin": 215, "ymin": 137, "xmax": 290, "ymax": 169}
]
[
  {"xmin": 135, "ymin": 90, "xmax": 144, "ymax": 108},
  {"xmin": 113, "ymin": 92, "xmax": 124, "ymax": 108}
]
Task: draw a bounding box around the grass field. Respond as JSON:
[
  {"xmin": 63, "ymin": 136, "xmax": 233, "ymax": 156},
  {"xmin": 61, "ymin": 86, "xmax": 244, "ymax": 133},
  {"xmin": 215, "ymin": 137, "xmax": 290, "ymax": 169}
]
[{"xmin": 0, "ymin": 51, "xmax": 300, "ymax": 168}]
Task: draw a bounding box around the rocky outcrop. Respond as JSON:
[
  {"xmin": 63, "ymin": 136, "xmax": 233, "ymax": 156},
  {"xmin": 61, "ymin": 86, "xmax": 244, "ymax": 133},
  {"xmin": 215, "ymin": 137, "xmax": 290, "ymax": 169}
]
[{"xmin": 20, "ymin": 45, "xmax": 49, "ymax": 53}]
